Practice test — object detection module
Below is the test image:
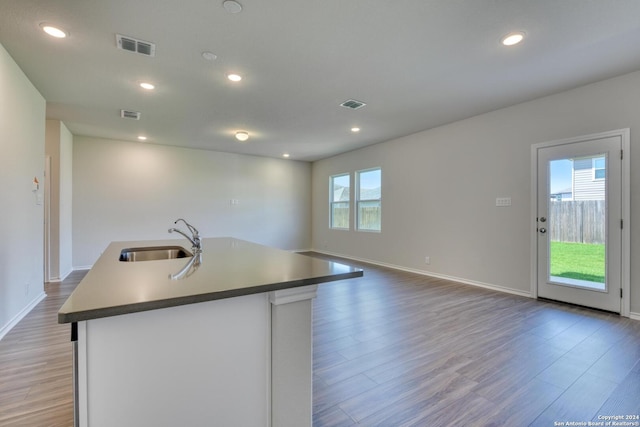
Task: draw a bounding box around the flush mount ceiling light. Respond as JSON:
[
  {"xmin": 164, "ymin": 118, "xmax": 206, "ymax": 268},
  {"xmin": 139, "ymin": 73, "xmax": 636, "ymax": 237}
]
[
  {"xmin": 40, "ymin": 23, "xmax": 68, "ymax": 38},
  {"xmin": 223, "ymin": 0, "xmax": 243, "ymax": 14},
  {"xmin": 351, "ymin": 127, "xmax": 361, "ymax": 133},
  {"xmin": 227, "ymin": 73, "xmax": 242, "ymax": 82},
  {"xmin": 202, "ymin": 51, "xmax": 217, "ymax": 61},
  {"xmin": 282, "ymin": 153, "xmax": 290, "ymax": 158},
  {"xmin": 137, "ymin": 136, "xmax": 147, "ymax": 141},
  {"xmin": 139, "ymin": 82, "xmax": 155, "ymax": 90},
  {"xmin": 235, "ymin": 131, "xmax": 249, "ymax": 142},
  {"xmin": 501, "ymin": 31, "xmax": 525, "ymax": 46}
]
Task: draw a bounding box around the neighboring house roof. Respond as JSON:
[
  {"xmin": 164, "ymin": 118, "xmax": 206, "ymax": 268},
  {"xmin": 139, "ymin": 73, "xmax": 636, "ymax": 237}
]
[
  {"xmin": 333, "ymin": 186, "xmax": 349, "ymax": 202},
  {"xmin": 551, "ymin": 187, "xmax": 572, "ymax": 195},
  {"xmin": 333, "ymin": 186, "xmax": 381, "ymax": 201},
  {"xmin": 360, "ymin": 187, "xmax": 381, "ymax": 200}
]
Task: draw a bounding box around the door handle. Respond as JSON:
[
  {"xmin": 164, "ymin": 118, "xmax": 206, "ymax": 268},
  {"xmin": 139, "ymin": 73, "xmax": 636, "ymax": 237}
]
[{"xmin": 539, "ymin": 228, "xmax": 547, "ymax": 234}]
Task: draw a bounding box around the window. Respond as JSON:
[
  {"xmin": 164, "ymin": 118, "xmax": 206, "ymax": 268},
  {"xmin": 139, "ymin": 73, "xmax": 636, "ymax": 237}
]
[
  {"xmin": 593, "ymin": 157, "xmax": 605, "ymax": 180},
  {"xmin": 356, "ymin": 168, "xmax": 381, "ymax": 231},
  {"xmin": 330, "ymin": 174, "xmax": 350, "ymax": 229}
]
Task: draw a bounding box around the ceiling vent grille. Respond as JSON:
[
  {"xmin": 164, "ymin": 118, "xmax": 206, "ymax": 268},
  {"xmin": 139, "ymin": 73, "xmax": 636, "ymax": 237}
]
[
  {"xmin": 116, "ymin": 34, "xmax": 156, "ymax": 57},
  {"xmin": 120, "ymin": 109, "xmax": 141, "ymax": 120},
  {"xmin": 340, "ymin": 99, "xmax": 366, "ymax": 110}
]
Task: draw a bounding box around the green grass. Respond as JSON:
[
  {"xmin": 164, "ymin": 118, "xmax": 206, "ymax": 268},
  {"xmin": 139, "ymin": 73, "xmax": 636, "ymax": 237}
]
[{"xmin": 550, "ymin": 241, "xmax": 605, "ymax": 283}]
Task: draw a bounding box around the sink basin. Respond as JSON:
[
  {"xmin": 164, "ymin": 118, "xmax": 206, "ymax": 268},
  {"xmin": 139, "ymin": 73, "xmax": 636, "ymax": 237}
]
[{"xmin": 119, "ymin": 246, "xmax": 193, "ymax": 262}]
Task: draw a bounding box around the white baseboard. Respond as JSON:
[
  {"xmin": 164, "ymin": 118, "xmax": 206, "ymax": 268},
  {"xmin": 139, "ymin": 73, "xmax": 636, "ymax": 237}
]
[
  {"xmin": 630, "ymin": 312, "xmax": 640, "ymax": 321},
  {"xmin": 47, "ymin": 267, "xmax": 74, "ymax": 283},
  {"xmin": 310, "ymin": 249, "xmax": 532, "ymax": 299},
  {"xmin": 0, "ymin": 292, "xmax": 47, "ymax": 342},
  {"xmin": 73, "ymin": 265, "xmax": 93, "ymax": 271},
  {"xmin": 291, "ymin": 248, "xmax": 312, "ymax": 253}
]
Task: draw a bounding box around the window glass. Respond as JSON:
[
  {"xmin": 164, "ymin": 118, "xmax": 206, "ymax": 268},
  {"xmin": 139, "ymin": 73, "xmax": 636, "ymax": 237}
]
[
  {"xmin": 330, "ymin": 174, "xmax": 350, "ymax": 229},
  {"xmin": 594, "ymin": 157, "xmax": 605, "ymax": 180},
  {"xmin": 357, "ymin": 168, "xmax": 381, "ymax": 231}
]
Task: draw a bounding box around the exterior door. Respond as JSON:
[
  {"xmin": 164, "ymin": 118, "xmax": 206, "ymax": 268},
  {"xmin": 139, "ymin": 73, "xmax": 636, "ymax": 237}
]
[{"xmin": 535, "ymin": 133, "xmax": 623, "ymax": 313}]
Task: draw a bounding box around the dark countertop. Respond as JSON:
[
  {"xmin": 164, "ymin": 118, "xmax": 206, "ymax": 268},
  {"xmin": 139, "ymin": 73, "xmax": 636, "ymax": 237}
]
[{"xmin": 58, "ymin": 237, "xmax": 363, "ymax": 323}]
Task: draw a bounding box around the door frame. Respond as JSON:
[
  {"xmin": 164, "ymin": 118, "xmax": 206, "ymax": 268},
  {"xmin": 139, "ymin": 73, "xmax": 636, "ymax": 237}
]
[
  {"xmin": 530, "ymin": 129, "xmax": 630, "ymax": 317},
  {"xmin": 44, "ymin": 155, "xmax": 51, "ymax": 283}
]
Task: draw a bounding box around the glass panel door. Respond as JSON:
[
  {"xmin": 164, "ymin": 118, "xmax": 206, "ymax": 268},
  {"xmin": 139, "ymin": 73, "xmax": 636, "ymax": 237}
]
[
  {"xmin": 536, "ymin": 134, "xmax": 622, "ymax": 313},
  {"xmin": 548, "ymin": 155, "xmax": 606, "ymax": 292}
]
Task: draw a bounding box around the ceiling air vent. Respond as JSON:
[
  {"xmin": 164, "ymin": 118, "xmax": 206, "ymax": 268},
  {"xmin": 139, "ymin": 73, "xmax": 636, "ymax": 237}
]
[
  {"xmin": 120, "ymin": 109, "xmax": 141, "ymax": 120},
  {"xmin": 116, "ymin": 34, "xmax": 156, "ymax": 57},
  {"xmin": 340, "ymin": 99, "xmax": 366, "ymax": 110}
]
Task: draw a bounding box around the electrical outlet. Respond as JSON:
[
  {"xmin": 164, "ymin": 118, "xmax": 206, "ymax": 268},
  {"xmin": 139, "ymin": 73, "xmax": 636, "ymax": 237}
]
[{"xmin": 424, "ymin": 256, "xmax": 430, "ymax": 265}]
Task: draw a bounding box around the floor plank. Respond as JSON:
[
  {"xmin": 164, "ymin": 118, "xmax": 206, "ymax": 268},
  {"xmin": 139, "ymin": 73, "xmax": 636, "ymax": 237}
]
[
  {"xmin": 308, "ymin": 253, "xmax": 640, "ymax": 427},
  {"xmin": 0, "ymin": 271, "xmax": 84, "ymax": 427},
  {"xmin": 2, "ymin": 256, "xmax": 640, "ymax": 427}
]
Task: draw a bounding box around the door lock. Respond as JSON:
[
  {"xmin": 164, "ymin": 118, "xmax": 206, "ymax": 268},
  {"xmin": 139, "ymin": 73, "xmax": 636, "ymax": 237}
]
[
  {"xmin": 539, "ymin": 228, "xmax": 547, "ymax": 234},
  {"xmin": 539, "ymin": 217, "xmax": 547, "ymax": 223}
]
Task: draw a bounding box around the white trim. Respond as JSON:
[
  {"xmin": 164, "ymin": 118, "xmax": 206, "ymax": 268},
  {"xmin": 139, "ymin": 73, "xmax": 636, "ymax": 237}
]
[
  {"xmin": 311, "ymin": 250, "xmax": 532, "ymax": 299},
  {"xmin": 530, "ymin": 142, "xmax": 539, "ymax": 299},
  {"xmin": 73, "ymin": 265, "xmax": 93, "ymax": 271},
  {"xmin": 530, "ymin": 128, "xmax": 631, "ymax": 317},
  {"xmin": 47, "ymin": 267, "xmax": 75, "ymax": 283},
  {"xmin": 269, "ymin": 285, "xmax": 318, "ymax": 305},
  {"xmin": 78, "ymin": 321, "xmax": 88, "ymax": 427},
  {"xmin": 621, "ymin": 128, "xmax": 631, "ymax": 318},
  {"xmin": 630, "ymin": 312, "xmax": 640, "ymax": 321},
  {"xmin": 0, "ymin": 292, "xmax": 47, "ymax": 341},
  {"xmin": 290, "ymin": 248, "xmax": 312, "ymax": 254}
]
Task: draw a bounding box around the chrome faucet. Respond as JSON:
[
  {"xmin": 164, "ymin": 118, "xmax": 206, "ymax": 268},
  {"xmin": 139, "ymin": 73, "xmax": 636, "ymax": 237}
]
[{"xmin": 168, "ymin": 218, "xmax": 201, "ymax": 252}]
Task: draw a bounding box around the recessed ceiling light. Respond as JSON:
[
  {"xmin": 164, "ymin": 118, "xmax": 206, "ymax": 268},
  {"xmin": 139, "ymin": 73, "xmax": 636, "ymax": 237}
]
[
  {"xmin": 223, "ymin": 0, "xmax": 243, "ymax": 14},
  {"xmin": 40, "ymin": 23, "xmax": 68, "ymax": 38},
  {"xmin": 282, "ymin": 153, "xmax": 290, "ymax": 158},
  {"xmin": 501, "ymin": 32, "xmax": 525, "ymax": 46},
  {"xmin": 137, "ymin": 136, "xmax": 147, "ymax": 141},
  {"xmin": 235, "ymin": 131, "xmax": 249, "ymax": 142},
  {"xmin": 139, "ymin": 82, "xmax": 155, "ymax": 90},
  {"xmin": 351, "ymin": 127, "xmax": 361, "ymax": 133},
  {"xmin": 227, "ymin": 74, "xmax": 242, "ymax": 82}
]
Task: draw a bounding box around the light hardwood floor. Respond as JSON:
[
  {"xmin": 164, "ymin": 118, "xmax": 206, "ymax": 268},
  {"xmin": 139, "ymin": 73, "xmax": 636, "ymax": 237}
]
[
  {"xmin": 1, "ymin": 258, "xmax": 639, "ymax": 427},
  {"xmin": 0, "ymin": 271, "xmax": 84, "ymax": 427}
]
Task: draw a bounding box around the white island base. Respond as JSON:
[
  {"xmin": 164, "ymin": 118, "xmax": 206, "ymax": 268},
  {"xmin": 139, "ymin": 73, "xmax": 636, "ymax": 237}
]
[{"xmin": 76, "ymin": 285, "xmax": 317, "ymax": 427}]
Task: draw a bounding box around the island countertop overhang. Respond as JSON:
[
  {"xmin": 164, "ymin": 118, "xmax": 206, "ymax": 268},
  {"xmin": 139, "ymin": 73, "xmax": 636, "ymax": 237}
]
[{"xmin": 58, "ymin": 237, "xmax": 363, "ymax": 323}]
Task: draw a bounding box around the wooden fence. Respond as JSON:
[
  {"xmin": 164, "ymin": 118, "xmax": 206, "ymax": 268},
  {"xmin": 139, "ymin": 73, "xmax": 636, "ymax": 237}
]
[
  {"xmin": 549, "ymin": 200, "xmax": 605, "ymax": 244},
  {"xmin": 332, "ymin": 206, "xmax": 380, "ymax": 230}
]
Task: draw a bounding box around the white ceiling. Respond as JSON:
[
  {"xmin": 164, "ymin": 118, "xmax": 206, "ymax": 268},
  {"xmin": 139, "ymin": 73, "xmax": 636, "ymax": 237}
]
[{"xmin": 2, "ymin": 0, "xmax": 640, "ymax": 161}]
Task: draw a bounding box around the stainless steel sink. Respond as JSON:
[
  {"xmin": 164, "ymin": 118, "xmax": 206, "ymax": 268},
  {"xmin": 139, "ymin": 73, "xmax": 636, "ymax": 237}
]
[{"xmin": 119, "ymin": 246, "xmax": 193, "ymax": 262}]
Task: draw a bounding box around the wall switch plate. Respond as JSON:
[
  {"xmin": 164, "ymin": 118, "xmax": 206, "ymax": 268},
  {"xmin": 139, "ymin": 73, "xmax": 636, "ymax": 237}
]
[
  {"xmin": 496, "ymin": 197, "xmax": 511, "ymax": 207},
  {"xmin": 424, "ymin": 256, "xmax": 430, "ymax": 265}
]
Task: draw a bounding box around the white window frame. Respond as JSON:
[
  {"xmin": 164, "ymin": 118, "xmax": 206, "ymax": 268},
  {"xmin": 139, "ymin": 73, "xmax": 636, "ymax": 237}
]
[
  {"xmin": 329, "ymin": 173, "xmax": 350, "ymax": 230},
  {"xmin": 356, "ymin": 168, "xmax": 381, "ymax": 232},
  {"xmin": 593, "ymin": 156, "xmax": 605, "ymax": 181}
]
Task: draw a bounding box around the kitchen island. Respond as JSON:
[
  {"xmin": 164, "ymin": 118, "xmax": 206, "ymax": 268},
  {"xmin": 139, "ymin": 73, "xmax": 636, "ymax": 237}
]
[{"xmin": 59, "ymin": 237, "xmax": 362, "ymax": 427}]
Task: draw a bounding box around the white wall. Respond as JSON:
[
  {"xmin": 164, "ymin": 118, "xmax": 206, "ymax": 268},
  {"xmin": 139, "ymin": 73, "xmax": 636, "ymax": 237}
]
[
  {"xmin": 73, "ymin": 137, "xmax": 311, "ymax": 267},
  {"xmin": 0, "ymin": 43, "xmax": 46, "ymax": 338},
  {"xmin": 312, "ymin": 70, "xmax": 640, "ymax": 314},
  {"xmin": 45, "ymin": 120, "xmax": 74, "ymax": 281},
  {"xmin": 60, "ymin": 122, "xmax": 73, "ymax": 278}
]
